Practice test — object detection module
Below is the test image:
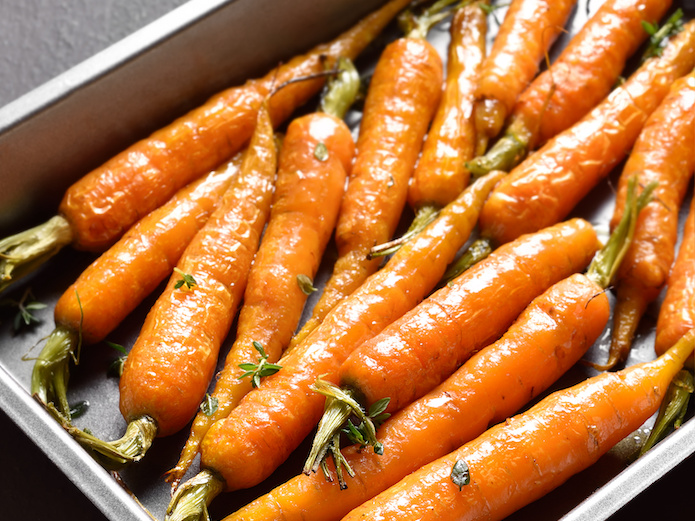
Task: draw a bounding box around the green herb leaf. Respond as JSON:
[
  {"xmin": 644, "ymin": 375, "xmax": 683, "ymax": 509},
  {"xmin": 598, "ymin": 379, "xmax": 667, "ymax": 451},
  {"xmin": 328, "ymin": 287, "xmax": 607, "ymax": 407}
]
[
  {"xmin": 297, "ymin": 274, "xmax": 317, "ymax": 295},
  {"xmin": 173, "ymin": 267, "xmax": 197, "ymax": 289},
  {"xmin": 1, "ymin": 287, "xmax": 46, "ymax": 331},
  {"xmin": 200, "ymin": 394, "xmax": 219, "ymax": 417},
  {"xmin": 641, "ymin": 20, "xmax": 658, "ymax": 36},
  {"xmin": 314, "ymin": 142, "xmax": 329, "ymax": 162},
  {"xmin": 451, "ymin": 459, "xmax": 471, "ymax": 490},
  {"xmin": 368, "ymin": 397, "xmax": 390, "ymax": 418},
  {"xmin": 69, "ymin": 400, "xmax": 90, "ymax": 419},
  {"xmin": 237, "ymin": 341, "xmax": 282, "ymax": 388},
  {"xmin": 641, "ymin": 9, "xmax": 684, "ymax": 62},
  {"xmin": 105, "ymin": 341, "xmax": 127, "ymax": 354},
  {"xmin": 108, "ymin": 356, "xmax": 127, "ymax": 377}
]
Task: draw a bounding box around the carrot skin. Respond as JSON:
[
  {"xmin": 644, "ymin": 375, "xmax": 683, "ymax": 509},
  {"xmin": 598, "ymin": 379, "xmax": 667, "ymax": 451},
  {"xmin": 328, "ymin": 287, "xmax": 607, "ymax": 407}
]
[
  {"xmin": 339, "ymin": 218, "xmax": 599, "ymax": 413},
  {"xmin": 342, "ymin": 328, "xmax": 695, "ymax": 521},
  {"xmin": 473, "ymin": 0, "xmax": 577, "ymax": 148},
  {"xmin": 57, "ymin": 0, "xmax": 412, "ymax": 252},
  {"xmin": 601, "ymin": 72, "xmax": 695, "ymax": 369},
  {"xmin": 53, "ymin": 155, "xmax": 242, "ymax": 346},
  {"xmin": 407, "ymin": 3, "xmax": 486, "ymax": 209},
  {"xmin": 479, "ymin": 20, "xmax": 695, "ymax": 246},
  {"xmin": 656, "ymin": 196, "xmax": 695, "ymax": 362},
  {"xmin": 289, "ymin": 36, "xmax": 443, "ymax": 347},
  {"xmin": 199, "ymin": 171, "xmax": 505, "ymax": 492},
  {"xmin": 223, "ymin": 273, "xmax": 609, "ymax": 521},
  {"xmin": 118, "ymin": 103, "xmax": 276, "ymax": 438},
  {"xmin": 170, "ymin": 112, "xmax": 353, "ymax": 482}
]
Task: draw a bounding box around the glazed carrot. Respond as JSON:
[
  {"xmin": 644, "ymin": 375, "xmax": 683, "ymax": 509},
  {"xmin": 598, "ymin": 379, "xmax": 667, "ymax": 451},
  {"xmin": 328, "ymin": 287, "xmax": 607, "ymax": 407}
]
[
  {"xmin": 472, "ymin": 0, "xmax": 577, "ymax": 155},
  {"xmin": 167, "ymin": 64, "xmax": 358, "ymax": 485},
  {"xmin": 0, "ymin": 0, "xmax": 412, "ymax": 294},
  {"xmin": 341, "ymin": 327, "xmax": 695, "ymax": 521},
  {"xmin": 67, "ymin": 100, "xmax": 276, "ymax": 468},
  {"xmin": 165, "ymin": 171, "xmax": 507, "ymax": 519},
  {"xmin": 592, "ymin": 71, "xmax": 695, "ymax": 371},
  {"xmin": 224, "ymin": 273, "xmax": 610, "ymax": 521},
  {"xmin": 288, "ymin": 19, "xmax": 444, "ymax": 348},
  {"xmin": 467, "ymin": 0, "xmax": 672, "ymax": 176},
  {"xmin": 477, "ymin": 19, "xmax": 695, "ymax": 248},
  {"xmin": 656, "ymin": 195, "xmax": 695, "ymax": 365},
  {"xmin": 31, "ymin": 152, "xmax": 243, "ymax": 418}
]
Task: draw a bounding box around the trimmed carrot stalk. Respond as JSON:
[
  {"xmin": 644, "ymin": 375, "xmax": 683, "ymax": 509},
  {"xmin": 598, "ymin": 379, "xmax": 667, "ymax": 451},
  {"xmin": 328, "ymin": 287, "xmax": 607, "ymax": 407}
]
[
  {"xmin": 472, "ymin": 0, "xmax": 577, "ymax": 155},
  {"xmin": 592, "ymin": 71, "xmax": 695, "ymax": 371},
  {"xmin": 288, "ymin": 25, "xmax": 444, "ymax": 349},
  {"xmin": 164, "ymin": 171, "xmax": 506, "ymax": 519},
  {"xmin": 0, "ymin": 0, "xmax": 413, "ymax": 293},
  {"xmin": 341, "ymin": 327, "xmax": 695, "ymax": 521},
  {"xmin": 167, "ymin": 103, "xmax": 356, "ymax": 487},
  {"xmin": 31, "ymin": 153, "xmax": 243, "ymax": 418},
  {"xmin": 224, "ymin": 273, "xmax": 610, "ymax": 521},
  {"xmin": 67, "ymin": 100, "xmax": 276, "ymax": 469},
  {"xmin": 205, "ymin": 217, "xmax": 595, "ymax": 488},
  {"xmin": 468, "ymin": 0, "xmax": 672, "ymax": 176},
  {"xmin": 656, "ymin": 195, "xmax": 695, "ymax": 366},
  {"xmin": 477, "ymin": 19, "xmax": 695, "ymax": 248}
]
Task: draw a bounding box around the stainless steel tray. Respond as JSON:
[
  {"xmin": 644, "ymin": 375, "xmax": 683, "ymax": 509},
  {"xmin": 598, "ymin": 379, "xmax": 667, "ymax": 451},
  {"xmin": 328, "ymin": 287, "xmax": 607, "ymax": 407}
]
[{"xmin": 0, "ymin": 1, "xmax": 693, "ymax": 520}]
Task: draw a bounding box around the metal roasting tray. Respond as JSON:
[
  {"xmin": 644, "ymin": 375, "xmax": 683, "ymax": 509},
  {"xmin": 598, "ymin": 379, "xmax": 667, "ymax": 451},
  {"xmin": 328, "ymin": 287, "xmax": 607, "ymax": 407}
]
[{"xmin": 0, "ymin": 0, "xmax": 694, "ymax": 520}]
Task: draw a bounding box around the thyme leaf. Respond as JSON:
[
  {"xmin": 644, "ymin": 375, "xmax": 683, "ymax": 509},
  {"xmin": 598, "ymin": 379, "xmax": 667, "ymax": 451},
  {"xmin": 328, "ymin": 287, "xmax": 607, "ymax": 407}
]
[
  {"xmin": 451, "ymin": 459, "xmax": 471, "ymax": 490},
  {"xmin": 173, "ymin": 267, "xmax": 197, "ymax": 289},
  {"xmin": 238, "ymin": 341, "xmax": 282, "ymax": 388},
  {"xmin": 297, "ymin": 274, "xmax": 317, "ymax": 295},
  {"xmin": 200, "ymin": 394, "xmax": 219, "ymax": 417}
]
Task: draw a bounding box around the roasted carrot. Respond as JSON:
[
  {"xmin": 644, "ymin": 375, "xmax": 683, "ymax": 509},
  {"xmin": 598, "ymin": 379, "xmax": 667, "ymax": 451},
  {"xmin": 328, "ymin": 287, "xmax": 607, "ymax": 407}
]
[
  {"xmin": 165, "ymin": 171, "xmax": 506, "ymax": 519},
  {"xmin": 477, "ymin": 19, "xmax": 695, "ymax": 248},
  {"xmin": 0, "ymin": 0, "xmax": 412, "ymax": 294},
  {"xmin": 167, "ymin": 60, "xmax": 359, "ymax": 486},
  {"xmin": 472, "ymin": 0, "xmax": 577, "ymax": 155},
  {"xmin": 30, "ymin": 152, "xmax": 243, "ymax": 418},
  {"xmin": 341, "ymin": 327, "xmax": 695, "ymax": 521},
  {"xmin": 467, "ymin": 0, "xmax": 672, "ymax": 176},
  {"xmin": 288, "ymin": 13, "xmax": 444, "ymax": 348},
  {"xmin": 66, "ymin": 99, "xmax": 276, "ymax": 469},
  {"xmin": 656, "ymin": 194, "xmax": 695, "ymax": 365},
  {"xmin": 592, "ymin": 70, "xmax": 695, "ymax": 371}
]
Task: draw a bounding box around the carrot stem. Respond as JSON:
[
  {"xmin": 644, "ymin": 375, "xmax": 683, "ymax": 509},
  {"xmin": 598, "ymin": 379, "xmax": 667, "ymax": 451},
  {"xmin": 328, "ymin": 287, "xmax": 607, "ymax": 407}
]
[
  {"xmin": 0, "ymin": 215, "xmax": 73, "ymax": 294},
  {"xmin": 368, "ymin": 204, "xmax": 439, "ymax": 259},
  {"xmin": 165, "ymin": 469, "xmax": 225, "ymax": 521},
  {"xmin": 440, "ymin": 235, "xmax": 494, "ymax": 284},
  {"xmin": 466, "ymin": 125, "xmax": 529, "ymax": 177},
  {"xmin": 320, "ymin": 57, "xmax": 361, "ymax": 120}
]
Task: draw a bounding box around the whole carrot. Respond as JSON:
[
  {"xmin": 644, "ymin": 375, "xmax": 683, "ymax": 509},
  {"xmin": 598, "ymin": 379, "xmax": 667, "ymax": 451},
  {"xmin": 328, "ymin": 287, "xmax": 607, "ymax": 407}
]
[
  {"xmin": 472, "ymin": 0, "xmax": 577, "ymax": 155},
  {"xmin": 67, "ymin": 99, "xmax": 276, "ymax": 468},
  {"xmin": 31, "ymin": 152, "xmax": 243, "ymax": 418},
  {"xmin": 288, "ymin": 14, "xmax": 444, "ymax": 348},
  {"xmin": 477, "ymin": 19, "xmax": 695, "ymax": 248},
  {"xmin": 593, "ymin": 70, "xmax": 695, "ymax": 371},
  {"xmin": 656, "ymin": 194, "xmax": 695, "ymax": 365},
  {"xmin": 167, "ymin": 60, "xmax": 359, "ymax": 486},
  {"xmin": 341, "ymin": 327, "xmax": 695, "ymax": 521},
  {"xmin": 165, "ymin": 171, "xmax": 506, "ymax": 519},
  {"xmin": 468, "ymin": 0, "xmax": 672, "ymax": 176},
  {"xmin": 0, "ymin": 0, "xmax": 412, "ymax": 294}
]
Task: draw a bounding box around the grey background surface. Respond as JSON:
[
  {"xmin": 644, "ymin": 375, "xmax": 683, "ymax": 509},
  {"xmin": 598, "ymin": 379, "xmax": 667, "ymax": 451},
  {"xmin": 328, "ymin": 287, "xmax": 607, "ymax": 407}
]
[{"xmin": 0, "ymin": 1, "xmax": 692, "ymax": 520}]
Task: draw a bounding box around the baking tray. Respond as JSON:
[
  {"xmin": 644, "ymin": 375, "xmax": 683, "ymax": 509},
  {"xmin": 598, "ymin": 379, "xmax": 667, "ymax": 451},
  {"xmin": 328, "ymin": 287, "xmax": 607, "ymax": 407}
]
[{"xmin": 0, "ymin": 1, "xmax": 693, "ymax": 520}]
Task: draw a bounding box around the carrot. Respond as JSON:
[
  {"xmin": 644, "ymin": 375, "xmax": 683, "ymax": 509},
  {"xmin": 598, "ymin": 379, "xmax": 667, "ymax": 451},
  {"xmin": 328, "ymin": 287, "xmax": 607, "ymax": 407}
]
[
  {"xmin": 166, "ymin": 60, "xmax": 359, "ymax": 487},
  {"xmin": 165, "ymin": 170, "xmax": 506, "ymax": 519},
  {"xmin": 341, "ymin": 327, "xmax": 695, "ymax": 521},
  {"xmin": 288, "ymin": 14, "xmax": 444, "ymax": 348},
  {"xmin": 477, "ymin": 19, "xmax": 695, "ymax": 248},
  {"xmin": 467, "ymin": 0, "xmax": 672, "ymax": 176},
  {"xmin": 656, "ymin": 194, "xmax": 695, "ymax": 365},
  {"xmin": 66, "ymin": 99, "xmax": 276, "ymax": 469},
  {"xmin": 472, "ymin": 0, "xmax": 577, "ymax": 156},
  {"xmin": 30, "ymin": 152, "xmax": 243, "ymax": 419},
  {"xmin": 0, "ymin": 0, "xmax": 413, "ymax": 294},
  {"xmin": 592, "ymin": 70, "xmax": 695, "ymax": 371}
]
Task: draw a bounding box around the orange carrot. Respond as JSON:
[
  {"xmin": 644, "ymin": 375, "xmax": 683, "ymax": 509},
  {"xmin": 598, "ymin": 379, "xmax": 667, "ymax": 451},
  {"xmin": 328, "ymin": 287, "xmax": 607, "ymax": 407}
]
[
  {"xmin": 473, "ymin": 0, "xmax": 577, "ymax": 155},
  {"xmin": 477, "ymin": 19, "xmax": 695, "ymax": 248},
  {"xmin": 67, "ymin": 100, "xmax": 276, "ymax": 469},
  {"xmin": 224, "ymin": 272, "xmax": 610, "ymax": 521},
  {"xmin": 0, "ymin": 0, "xmax": 412, "ymax": 293},
  {"xmin": 593, "ymin": 70, "xmax": 695, "ymax": 371},
  {"xmin": 289, "ymin": 23, "xmax": 444, "ymax": 348},
  {"xmin": 164, "ymin": 171, "xmax": 506, "ymax": 519},
  {"xmin": 167, "ymin": 102, "xmax": 356, "ymax": 486},
  {"xmin": 468, "ymin": 0, "xmax": 672, "ymax": 175},
  {"xmin": 341, "ymin": 327, "xmax": 695, "ymax": 521},
  {"xmin": 656, "ymin": 195, "xmax": 695, "ymax": 365},
  {"xmin": 31, "ymin": 152, "xmax": 243, "ymax": 418}
]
